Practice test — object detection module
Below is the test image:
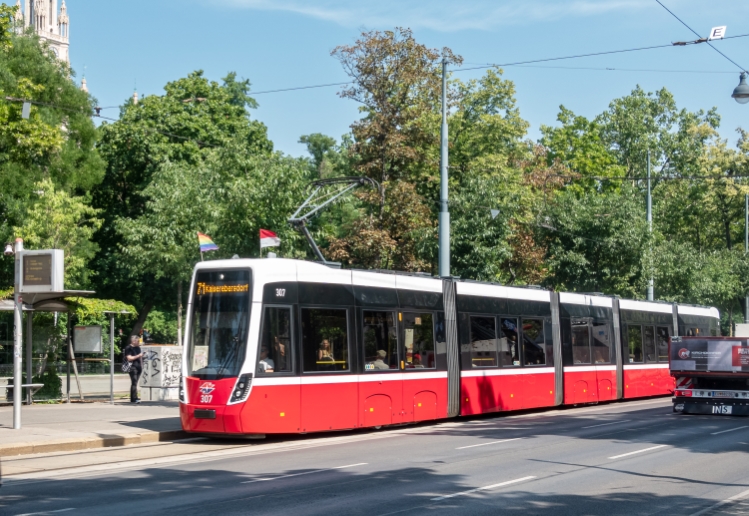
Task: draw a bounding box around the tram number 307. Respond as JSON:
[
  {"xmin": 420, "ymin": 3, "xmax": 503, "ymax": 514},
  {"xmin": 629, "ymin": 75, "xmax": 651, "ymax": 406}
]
[
  {"xmin": 712, "ymin": 405, "xmax": 732, "ymax": 414},
  {"xmin": 276, "ymin": 289, "xmax": 286, "ymax": 298},
  {"xmin": 201, "ymin": 395, "xmax": 213, "ymax": 404}
]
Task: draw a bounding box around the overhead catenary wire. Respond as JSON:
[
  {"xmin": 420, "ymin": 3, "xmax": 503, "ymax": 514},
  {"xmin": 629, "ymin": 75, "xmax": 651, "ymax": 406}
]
[
  {"xmin": 247, "ymin": 33, "xmax": 749, "ymax": 96},
  {"xmin": 654, "ymin": 0, "xmax": 749, "ymax": 73}
]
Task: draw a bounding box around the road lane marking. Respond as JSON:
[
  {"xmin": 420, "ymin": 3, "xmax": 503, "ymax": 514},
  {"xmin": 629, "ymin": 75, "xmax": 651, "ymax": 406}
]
[
  {"xmin": 241, "ymin": 463, "xmax": 367, "ymax": 484},
  {"xmin": 582, "ymin": 420, "xmax": 630, "ymax": 429},
  {"xmin": 431, "ymin": 476, "xmax": 536, "ymax": 501},
  {"xmin": 456, "ymin": 438, "xmax": 522, "ymax": 450},
  {"xmin": 608, "ymin": 444, "xmax": 668, "ymax": 459},
  {"xmin": 689, "ymin": 487, "xmax": 749, "ymax": 516},
  {"xmin": 16, "ymin": 510, "xmax": 76, "ymax": 516},
  {"xmin": 711, "ymin": 426, "xmax": 749, "ymax": 435}
]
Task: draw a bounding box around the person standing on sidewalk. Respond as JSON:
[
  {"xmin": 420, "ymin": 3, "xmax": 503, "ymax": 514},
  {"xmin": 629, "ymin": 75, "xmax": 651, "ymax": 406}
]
[{"xmin": 124, "ymin": 335, "xmax": 144, "ymax": 404}]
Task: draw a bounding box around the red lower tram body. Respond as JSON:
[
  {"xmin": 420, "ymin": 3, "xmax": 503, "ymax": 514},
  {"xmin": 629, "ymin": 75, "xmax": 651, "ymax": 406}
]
[{"xmin": 180, "ymin": 259, "xmax": 719, "ymax": 436}]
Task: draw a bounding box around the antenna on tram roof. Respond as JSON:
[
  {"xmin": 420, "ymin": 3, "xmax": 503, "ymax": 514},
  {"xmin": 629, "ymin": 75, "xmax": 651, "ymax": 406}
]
[{"xmin": 288, "ymin": 176, "xmax": 382, "ymax": 268}]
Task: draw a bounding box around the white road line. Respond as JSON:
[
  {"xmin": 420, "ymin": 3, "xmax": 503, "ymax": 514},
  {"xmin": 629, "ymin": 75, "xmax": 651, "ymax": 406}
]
[
  {"xmin": 456, "ymin": 438, "xmax": 522, "ymax": 450},
  {"xmin": 711, "ymin": 426, "xmax": 749, "ymax": 435},
  {"xmin": 431, "ymin": 476, "xmax": 537, "ymax": 501},
  {"xmin": 582, "ymin": 420, "xmax": 630, "ymax": 429},
  {"xmin": 608, "ymin": 444, "xmax": 668, "ymax": 460},
  {"xmin": 689, "ymin": 487, "xmax": 749, "ymax": 516},
  {"xmin": 241, "ymin": 463, "xmax": 367, "ymax": 484},
  {"xmin": 16, "ymin": 509, "xmax": 76, "ymax": 516}
]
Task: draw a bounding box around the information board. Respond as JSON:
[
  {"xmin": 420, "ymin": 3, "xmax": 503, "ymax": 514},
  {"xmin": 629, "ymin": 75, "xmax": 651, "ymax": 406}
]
[
  {"xmin": 670, "ymin": 337, "xmax": 749, "ymax": 373},
  {"xmin": 23, "ymin": 254, "xmax": 52, "ymax": 286},
  {"xmin": 74, "ymin": 326, "xmax": 102, "ymax": 353},
  {"xmin": 19, "ymin": 249, "xmax": 64, "ymax": 293}
]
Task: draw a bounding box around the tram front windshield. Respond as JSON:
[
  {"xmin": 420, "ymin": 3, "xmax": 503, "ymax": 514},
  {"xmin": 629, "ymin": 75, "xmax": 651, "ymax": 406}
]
[{"xmin": 187, "ymin": 269, "xmax": 251, "ymax": 380}]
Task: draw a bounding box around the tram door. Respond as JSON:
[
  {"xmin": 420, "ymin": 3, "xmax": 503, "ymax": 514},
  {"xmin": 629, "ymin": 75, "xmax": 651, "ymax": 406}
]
[
  {"xmin": 360, "ymin": 310, "xmax": 402, "ymax": 427},
  {"xmin": 299, "ymin": 307, "xmax": 358, "ymax": 432},
  {"xmin": 566, "ymin": 319, "xmax": 599, "ymax": 404}
]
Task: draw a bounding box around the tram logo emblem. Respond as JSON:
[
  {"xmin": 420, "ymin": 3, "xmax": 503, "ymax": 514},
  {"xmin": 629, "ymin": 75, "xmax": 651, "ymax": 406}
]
[
  {"xmin": 199, "ymin": 382, "xmax": 216, "ymax": 395},
  {"xmin": 678, "ymin": 348, "xmax": 690, "ymax": 359}
]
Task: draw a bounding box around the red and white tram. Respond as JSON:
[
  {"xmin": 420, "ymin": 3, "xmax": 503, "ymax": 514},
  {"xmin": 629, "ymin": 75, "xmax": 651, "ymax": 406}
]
[{"xmin": 179, "ymin": 258, "xmax": 720, "ymax": 435}]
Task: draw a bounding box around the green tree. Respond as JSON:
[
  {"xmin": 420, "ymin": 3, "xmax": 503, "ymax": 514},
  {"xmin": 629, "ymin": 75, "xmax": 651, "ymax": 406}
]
[{"xmin": 92, "ymin": 71, "xmax": 272, "ymax": 333}]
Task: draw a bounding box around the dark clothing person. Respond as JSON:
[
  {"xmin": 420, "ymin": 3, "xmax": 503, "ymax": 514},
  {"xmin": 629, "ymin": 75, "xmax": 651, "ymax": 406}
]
[{"xmin": 124, "ymin": 344, "xmax": 143, "ymax": 403}]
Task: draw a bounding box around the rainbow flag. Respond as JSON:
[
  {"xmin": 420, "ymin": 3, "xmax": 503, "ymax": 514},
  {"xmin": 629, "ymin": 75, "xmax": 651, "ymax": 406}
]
[{"xmin": 197, "ymin": 232, "xmax": 218, "ymax": 253}]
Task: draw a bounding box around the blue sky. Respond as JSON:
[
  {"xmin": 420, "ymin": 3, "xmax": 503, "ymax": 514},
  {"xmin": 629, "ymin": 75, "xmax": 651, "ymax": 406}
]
[{"xmin": 66, "ymin": 0, "xmax": 749, "ymax": 157}]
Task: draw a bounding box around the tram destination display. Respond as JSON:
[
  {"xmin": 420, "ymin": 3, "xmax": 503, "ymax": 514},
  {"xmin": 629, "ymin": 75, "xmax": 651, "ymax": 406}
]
[
  {"xmin": 670, "ymin": 337, "xmax": 749, "ymax": 373},
  {"xmin": 19, "ymin": 249, "xmax": 64, "ymax": 293}
]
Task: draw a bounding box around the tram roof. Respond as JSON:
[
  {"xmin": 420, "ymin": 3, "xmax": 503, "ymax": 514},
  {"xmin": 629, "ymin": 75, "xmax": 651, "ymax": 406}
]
[{"xmin": 192, "ymin": 258, "xmax": 719, "ymax": 318}]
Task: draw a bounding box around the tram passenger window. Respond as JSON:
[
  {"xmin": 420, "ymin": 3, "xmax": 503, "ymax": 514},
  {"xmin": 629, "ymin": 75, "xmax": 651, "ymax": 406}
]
[
  {"xmin": 258, "ymin": 307, "xmax": 292, "ymax": 374},
  {"xmin": 643, "ymin": 326, "xmax": 656, "ymax": 362},
  {"xmin": 301, "ymin": 308, "xmax": 349, "ymax": 372},
  {"xmin": 522, "ymin": 319, "xmax": 546, "ymax": 366},
  {"xmin": 499, "ymin": 318, "xmax": 520, "ymax": 367},
  {"xmin": 402, "ymin": 312, "xmax": 435, "ymax": 369},
  {"xmin": 628, "ymin": 325, "xmax": 643, "ymax": 363},
  {"xmin": 470, "ymin": 316, "xmax": 498, "ymax": 368},
  {"xmin": 571, "ymin": 321, "xmax": 591, "ymax": 364},
  {"xmin": 363, "ymin": 311, "xmax": 398, "ymax": 371},
  {"xmin": 656, "ymin": 326, "xmax": 670, "ymax": 362},
  {"xmin": 591, "ymin": 323, "xmax": 611, "ymax": 364}
]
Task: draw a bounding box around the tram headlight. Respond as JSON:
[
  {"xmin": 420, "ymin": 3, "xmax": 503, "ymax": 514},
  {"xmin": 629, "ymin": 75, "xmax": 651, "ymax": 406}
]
[{"xmin": 230, "ymin": 373, "xmax": 253, "ymax": 404}]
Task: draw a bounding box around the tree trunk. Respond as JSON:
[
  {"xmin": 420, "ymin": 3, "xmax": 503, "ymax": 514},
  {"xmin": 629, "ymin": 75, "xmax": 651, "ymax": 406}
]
[{"xmin": 130, "ymin": 301, "xmax": 154, "ymax": 338}]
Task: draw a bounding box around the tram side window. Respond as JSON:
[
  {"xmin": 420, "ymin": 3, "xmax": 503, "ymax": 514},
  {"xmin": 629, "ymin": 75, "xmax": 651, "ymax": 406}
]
[
  {"xmin": 571, "ymin": 321, "xmax": 591, "ymax": 364},
  {"xmin": 402, "ymin": 312, "xmax": 435, "ymax": 369},
  {"xmin": 470, "ymin": 316, "xmax": 498, "ymax": 368},
  {"xmin": 363, "ymin": 311, "xmax": 398, "ymax": 371},
  {"xmin": 258, "ymin": 307, "xmax": 292, "ymax": 374},
  {"xmin": 522, "ymin": 319, "xmax": 546, "ymax": 366},
  {"xmin": 628, "ymin": 325, "xmax": 643, "ymax": 363},
  {"xmin": 499, "ymin": 318, "xmax": 520, "ymax": 367},
  {"xmin": 591, "ymin": 322, "xmax": 611, "ymax": 364},
  {"xmin": 643, "ymin": 326, "xmax": 656, "ymax": 362},
  {"xmin": 301, "ymin": 308, "xmax": 349, "ymax": 372},
  {"xmin": 656, "ymin": 326, "xmax": 670, "ymax": 362}
]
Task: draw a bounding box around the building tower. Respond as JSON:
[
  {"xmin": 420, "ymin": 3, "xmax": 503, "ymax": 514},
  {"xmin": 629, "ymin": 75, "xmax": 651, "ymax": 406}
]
[{"xmin": 19, "ymin": 0, "xmax": 70, "ymax": 63}]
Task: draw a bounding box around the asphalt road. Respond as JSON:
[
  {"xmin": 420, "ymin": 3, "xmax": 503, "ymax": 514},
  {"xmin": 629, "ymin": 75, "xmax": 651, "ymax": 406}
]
[{"xmin": 3, "ymin": 398, "xmax": 749, "ymax": 516}]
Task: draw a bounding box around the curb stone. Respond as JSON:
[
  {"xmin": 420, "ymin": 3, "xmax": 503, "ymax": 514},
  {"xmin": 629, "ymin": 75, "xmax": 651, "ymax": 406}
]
[{"xmin": 0, "ymin": 429, "xmax": 189, "ymax": 458}]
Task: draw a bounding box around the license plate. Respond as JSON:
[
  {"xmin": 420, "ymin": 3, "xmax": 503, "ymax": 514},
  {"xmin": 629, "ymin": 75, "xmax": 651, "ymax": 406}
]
[
  {"xmin": 714, "ymin": 391, "xmax": 734, "ymax": 398},
  {"xmin": 712, "ymin": 405, "xmax": 732, "ymax": 414}
]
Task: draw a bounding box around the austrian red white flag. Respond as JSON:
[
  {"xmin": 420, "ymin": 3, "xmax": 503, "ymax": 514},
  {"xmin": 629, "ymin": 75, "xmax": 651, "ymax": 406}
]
[{"xmin": 259, "ymin": 229, "xmax": 281, "ymax": 249}]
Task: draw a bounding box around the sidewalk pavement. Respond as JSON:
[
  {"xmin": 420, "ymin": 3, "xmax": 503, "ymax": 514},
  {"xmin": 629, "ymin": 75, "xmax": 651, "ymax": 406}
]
[{"xmin": 0, "ymin": 400, "xmax": 186, "ymax": 457}]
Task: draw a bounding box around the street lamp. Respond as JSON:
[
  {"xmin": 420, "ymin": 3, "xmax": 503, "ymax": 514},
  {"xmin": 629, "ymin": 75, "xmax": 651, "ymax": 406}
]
[{"xmin": 732, "ymin": 73, "xmax": 749, "ymax": 104}]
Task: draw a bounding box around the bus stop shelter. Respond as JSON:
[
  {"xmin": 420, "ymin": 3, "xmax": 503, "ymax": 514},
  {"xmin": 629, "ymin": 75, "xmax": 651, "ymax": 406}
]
[{"xmin": 0, "ymin": 290, "xmax": 93, "ymax": 405}]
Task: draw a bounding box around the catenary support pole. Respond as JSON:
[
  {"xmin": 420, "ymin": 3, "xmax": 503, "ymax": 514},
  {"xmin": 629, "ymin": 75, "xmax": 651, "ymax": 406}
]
[
  {"xmin": 745, "ymin": 194, "xmax": 748, "ymax": 323},
  {"xmin": 12, "ymin": 238, "xmax": 23, "ymax": 429},
  {"xmin": 110, "ymin": 313, "xmax": 115, "ymax": 405},
  {"xmin": 66, "ymin": 314, "xmax": 70, "ymax": 404},
  {"xmin": 25, "ymin": 310, "xmax": 32, "ymax": 405},
  {"xmin": 438, "ymin": 57, "xmax": 450, "ymax": 278},
  {"xmin": 647, "ymin": 150, "xmax": 654, "ymax": 301},
  {"xmin": 177, "ymin": 281, "xmax": 183, "ymax": 347}
]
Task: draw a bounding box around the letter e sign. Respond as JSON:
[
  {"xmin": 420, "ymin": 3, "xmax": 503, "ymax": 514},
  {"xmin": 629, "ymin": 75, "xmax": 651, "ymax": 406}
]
[{"xmin": 709, "ymin": 26, "xmax": 726, "ymax": 40}]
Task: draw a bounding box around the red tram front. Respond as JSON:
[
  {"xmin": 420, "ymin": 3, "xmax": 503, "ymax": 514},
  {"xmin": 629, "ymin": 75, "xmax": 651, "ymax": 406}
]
[{"xmin": 179, "ymin": 258, "xmax": 720, "ymax": 436}]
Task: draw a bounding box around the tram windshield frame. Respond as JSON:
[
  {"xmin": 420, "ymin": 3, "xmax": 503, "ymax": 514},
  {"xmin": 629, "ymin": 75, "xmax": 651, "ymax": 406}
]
[{"xmin": 187, "ymin": 269, "xmax": 252, "ymax": 380}]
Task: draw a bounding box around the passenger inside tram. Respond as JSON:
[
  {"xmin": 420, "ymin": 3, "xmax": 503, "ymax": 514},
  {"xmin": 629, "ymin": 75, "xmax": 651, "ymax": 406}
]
[
  {"xmin": 372, "ymin": 350, "xmax": 389, "ymax": 370},
  {"xmin": 258, "ymin": 346, "xmax": 275, "ymax": 373}
]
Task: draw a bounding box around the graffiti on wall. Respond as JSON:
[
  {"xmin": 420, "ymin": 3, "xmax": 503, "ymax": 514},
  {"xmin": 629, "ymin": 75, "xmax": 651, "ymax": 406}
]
[{"xmin": 141, "ymin": 346, "xmax": 183, "ymax": 388}]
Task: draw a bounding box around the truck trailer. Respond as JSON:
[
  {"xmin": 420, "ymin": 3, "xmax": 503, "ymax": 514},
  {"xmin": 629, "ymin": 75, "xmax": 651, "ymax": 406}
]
[{"xmin": 671, "ymin": 336, "xmax": 749, "ymax": 415}]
